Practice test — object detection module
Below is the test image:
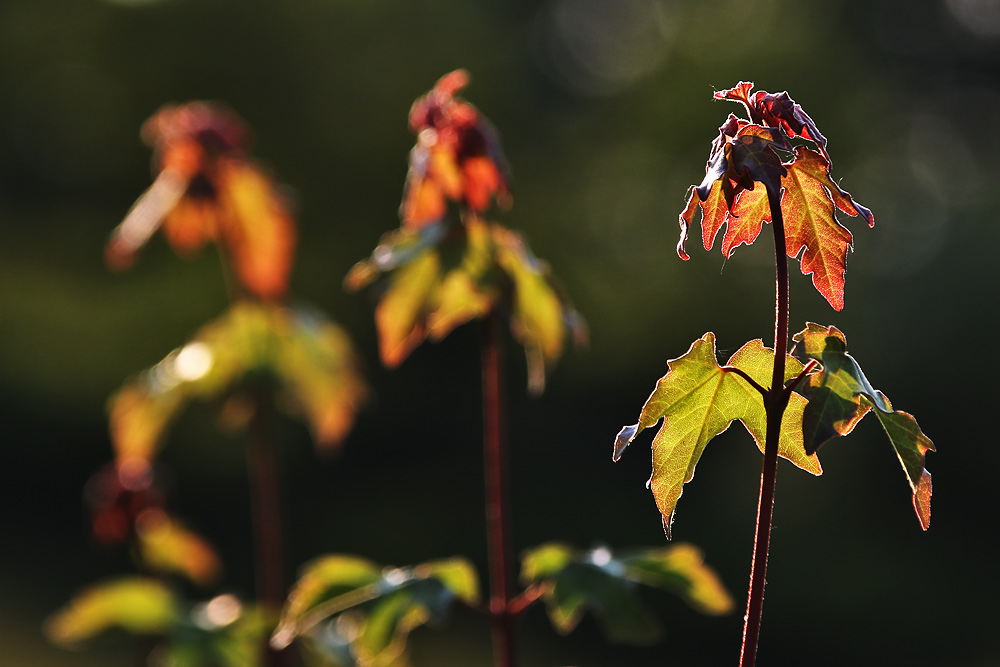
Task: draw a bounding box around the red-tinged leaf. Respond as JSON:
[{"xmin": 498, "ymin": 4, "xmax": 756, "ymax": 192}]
[
  {"xmin": 401, "ymin": 70, "xmax": 511, "ymax": 227},
  {"xmin": 728, "ymin": 125, "xmax": 788, "ymax": 197},
  {"xmin": 723, "ymin": 187, "xmax": 771, "ymax": 257},
  {"xmin": 677, "ymin": 180, "xmax": 728, "ymax": 261},
  {"xmin": 754, "ymin": 90, "xmax": 830, "ymax": 162},
  {"xmin": 613, "ymin": 334, "xmax": 820, "ymax": 536},
  {"xmin": 781, "ymin": 147, "xmax": 856, "ymax": 311},
  {"xmin": 792, "ymin": 323, "xmax": 935, "ymax": 529},
  {"xmin": 713, "ymin": 82, "xmax": 757, "ymax": 121}
]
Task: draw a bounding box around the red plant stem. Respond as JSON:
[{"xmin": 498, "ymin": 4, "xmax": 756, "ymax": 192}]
[
  {"xmin": 482, "ymin": 311, "xmax": 516, "ymax": 667},
  {"xmin": 248, "ymin": 396, "xmax": 289, "ymax": 666},
  {"xmin": 740, "ymin": 188, "xmax": 790, "ymax": 667}
]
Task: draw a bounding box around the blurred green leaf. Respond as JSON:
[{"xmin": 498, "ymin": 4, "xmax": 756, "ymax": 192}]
[
  {"xmin": 45, "ymin": 576, "xmax": 180, "ymax": 646},
  {"xmin": 161, "ymin": 595, "xmax": 270, "ymax": 667},
  {"xmin": 109, "ymin": 301, "xmax": 366, "ymax": 470},
  {"xmin": 273, "ymin": 555, "xmax": 479, "ymax": 667},
  {"xmin": 520, "ymin": 543, "xmax": 730, "ymax": 644},
  {"xmin": 135, "ymin": 510, "xmax": 222, "ymax": 587},
  {"xmin": 349, "ymin": 217, "xmax": 584, "ymax": 394}
]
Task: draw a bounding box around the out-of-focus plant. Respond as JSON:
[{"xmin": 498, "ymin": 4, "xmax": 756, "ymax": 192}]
[
  {"xmin": 613, "ymin": 82, "xmax": 935, "ymax": 666},
  {"xmin": 269, "ymin": 71, "xmax": 733, "ymax": 667},
  {"xmin": 48, "ymin": 102, "xmax": 366, "ymax": 666}
]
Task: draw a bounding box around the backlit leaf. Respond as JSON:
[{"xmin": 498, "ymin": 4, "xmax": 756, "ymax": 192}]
[
  {"xmin": 520, "ymin": 543, "xmax": 732, "ymax": 643},
  {"xmin": 614, "ymin": 334, "xmax": 820, "ymax": 536},
  {"xmin": 45, "ymin": 577, "xmax": 180, "ymax": 646},
  {"xmin": 781, "ymin": 147, "xmax": 856, "ymax": 311},
  {"xmin": 680, "ymin": 84, "xmax": 874, "ymax": 310},
  {"xmin": 792, "ymin": 323, "xmax": 935, "ymax": 529}
]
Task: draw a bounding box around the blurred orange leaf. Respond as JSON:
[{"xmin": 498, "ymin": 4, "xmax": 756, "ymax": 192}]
[
  {"xmin": 106, "ymin": 102, "xmax": 295, "ymax": 300},
  {"xmin": 401, "ymin": 70, "xmax": 511, "ymax": 228},
  {"xmin": 136, "ymin": 509, "xmax": 222, "ymax": 587}
]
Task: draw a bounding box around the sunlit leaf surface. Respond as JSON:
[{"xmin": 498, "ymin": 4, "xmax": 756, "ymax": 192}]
[
  {"xmin": 105, "ymin": 102, "xmax": 296, "ymax": 300},
  {"xmin": 520, "ymin": 543, "xmax": 732, "ymax": 643},
  {"xmin": 614, "ymin": 333, "xmax": 820, "ymax": 536},
  {"xmin": 792, "ymin": 323, "xmax": 935, "ymax": 529}
]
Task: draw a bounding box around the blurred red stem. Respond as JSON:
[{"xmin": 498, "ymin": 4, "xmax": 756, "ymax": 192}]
[
  {"xmin": 249, "ymin": 394, "xmax": 289, "ymax": 667},
  {"xmin": 740, "ymin": 188, "xmax": 790, "ymax": 667},
  {"xmin": 482, "ymin": 311, "xmax": 517, "ymax": 667}
]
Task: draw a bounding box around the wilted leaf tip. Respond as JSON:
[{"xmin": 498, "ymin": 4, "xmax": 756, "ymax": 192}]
[{"xmin": 613, "ymin": 424, "xmax": 639, "ymax": 461}]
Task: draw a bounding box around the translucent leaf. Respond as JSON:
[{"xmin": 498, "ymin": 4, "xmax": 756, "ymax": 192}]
[
  {"xmin": 614, "ymin": 334, "xmax": 820, "ymax": 536},
  {"xmin": 792, "ymin": 323, "xmax": 935, "ymax": 529},
  {"xmin": 680, "ymin": 84, "xmax": 874, "ymax": 310},
  {"xmin": 45, "ymin": 577, "xmax": 180, "ymax": 646}
]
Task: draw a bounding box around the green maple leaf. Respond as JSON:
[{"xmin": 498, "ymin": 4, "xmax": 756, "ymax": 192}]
[
  {"xmin": 614, "ymin": 334, "xmax": 820, "ymax": 536},
  {"xmin": 519, "ymin": 543, "xmax": 733, "ymax": 644},
  {"xmin": 792, "ymin": 323, "xmax": 935, "ymax": 529},
  {"xmin": 677, "ymin": 83, "xmax": 874, "ymax": 311}
]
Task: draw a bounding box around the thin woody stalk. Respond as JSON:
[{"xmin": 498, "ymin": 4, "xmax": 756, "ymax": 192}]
[
  {"xmin": 482, "ymin": 310, "xmax": 517, "ymax": 667},
  {"xmin": 739, "ymin": 187, "xmax": 790, "ymax": 667}
]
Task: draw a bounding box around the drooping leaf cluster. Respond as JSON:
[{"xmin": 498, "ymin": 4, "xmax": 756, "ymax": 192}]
[
  {"xmin": 106, "ymin": 102, "xmax": 296, "ymax": 301},
  {"xmin": 346, "ymin": 70, "xmax": 586, "ymax": 393},
  {"xmin": 677, "ymin": 82, "xmax": 874, "ymax": 311}
]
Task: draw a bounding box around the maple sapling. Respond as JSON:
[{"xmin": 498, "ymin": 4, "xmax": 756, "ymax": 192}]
[{"xmin": 614, "ymin": 82, "xmax": 935, "ymax": 667}]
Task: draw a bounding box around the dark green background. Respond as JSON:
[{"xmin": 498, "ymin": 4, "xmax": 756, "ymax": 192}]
[{"xmin": 0, "ymin": 0, "xmax": 995, "ymax": 664}]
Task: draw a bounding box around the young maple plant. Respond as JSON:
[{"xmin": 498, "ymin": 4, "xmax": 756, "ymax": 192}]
[{"xmin": 614, "ymin": 82, "xmax": 935, "ymax": 666}]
